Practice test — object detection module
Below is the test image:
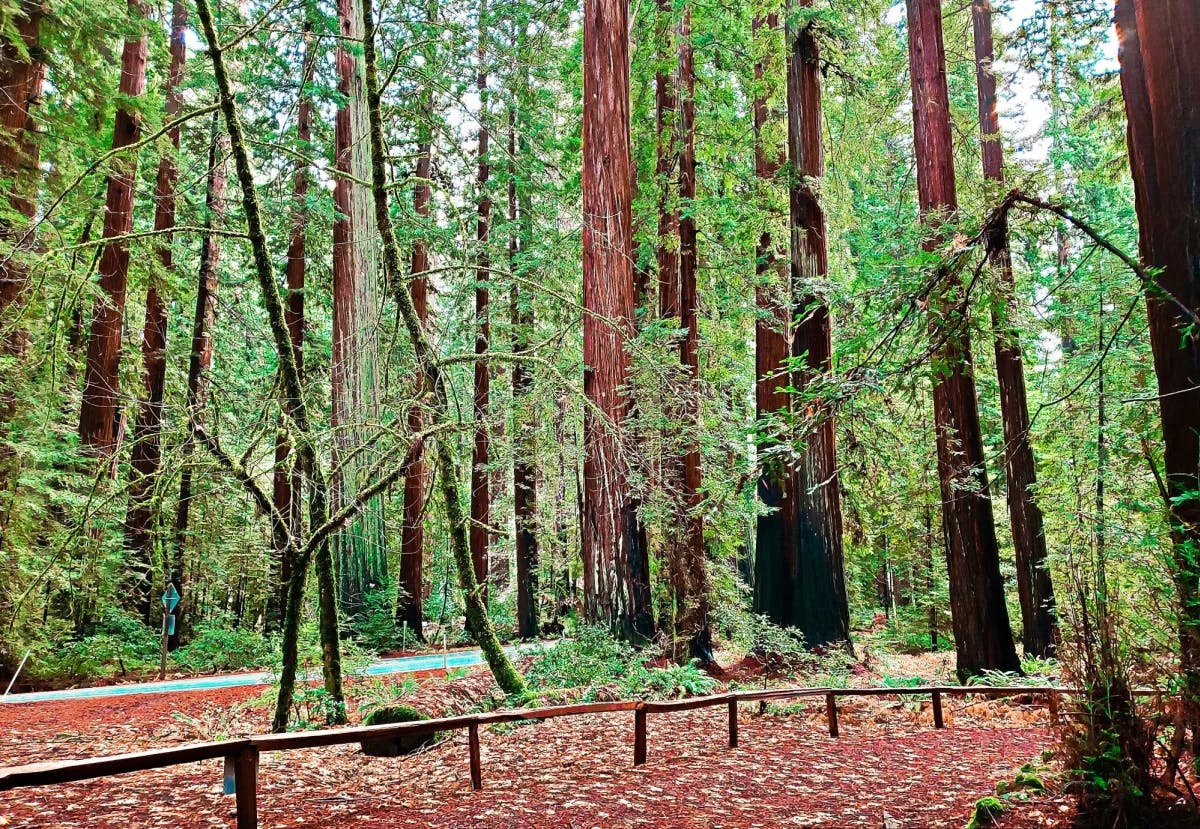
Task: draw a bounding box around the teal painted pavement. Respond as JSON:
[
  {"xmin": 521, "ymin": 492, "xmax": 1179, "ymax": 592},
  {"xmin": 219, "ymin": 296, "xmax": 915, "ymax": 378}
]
[{"xmin": 2, "ymin": 644, "xmax": 537, "ymax": 704}]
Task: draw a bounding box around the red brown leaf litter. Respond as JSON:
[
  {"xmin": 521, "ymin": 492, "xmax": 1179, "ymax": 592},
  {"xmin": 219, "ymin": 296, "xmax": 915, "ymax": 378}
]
[{"xmin": 0, "ymin": 670, "xmax": 1068, "ymax": 828}]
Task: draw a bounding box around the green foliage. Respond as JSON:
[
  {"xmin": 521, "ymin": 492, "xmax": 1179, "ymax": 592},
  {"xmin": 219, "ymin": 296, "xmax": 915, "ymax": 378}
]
[
  {"xmin": 286, "ymin": 685, "xmax": 347, "ymax": 731},
  {"xmin": 173, "ymin": 618, "xmax": 274, "ymax": 673},
  {"xmin": 28, "ymin": 611, "xmax": 159, "ymax": 680},
  {"xmin": 348, "ymin": 588, "xmax": 403, "ymax": 653}
]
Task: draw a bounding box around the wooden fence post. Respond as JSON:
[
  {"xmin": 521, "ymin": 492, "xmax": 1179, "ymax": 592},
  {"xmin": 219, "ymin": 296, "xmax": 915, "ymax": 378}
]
[
  {"xmin": 233, "ymin": 746, "xmax": 259, "ymax": 829},
  {"xmin": 727, "ymin": 699, "xmax": 738, "ymax": 748},
  {"xmin": 1048, "ymin": 691, "xmax": 1060, "ymax": 725},
  {"xmin": 932, "ymin": 691, "xmax": 944, "ymax": 729},
  {"xmin": 633, "ymin": 707, "xmax": 647, "ymax": 766},
  {"xmin": 825, "ymin": 693, "xmax": 838, "ymax": 738},
  {"xmin": 468, "ymin": 723, "xmax": 482, "ymax": 791}
]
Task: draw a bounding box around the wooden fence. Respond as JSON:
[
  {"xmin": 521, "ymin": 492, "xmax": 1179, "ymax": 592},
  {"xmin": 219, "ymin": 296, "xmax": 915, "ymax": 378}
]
[{"xmin": 0, "ymin": 684, "xmax": 1161, "ymax": 828}]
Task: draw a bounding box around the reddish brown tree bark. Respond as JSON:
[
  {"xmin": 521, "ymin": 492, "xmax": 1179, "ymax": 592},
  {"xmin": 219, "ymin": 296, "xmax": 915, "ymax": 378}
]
[
  {"xmin": 471, "ymin": 2, "xmax": 491, "ymax": 595},
  {"xmin": 0, "ymin": 0, "xmax": 44, "ymax": 359},
  {"xmin": 510, "ymin": 99, "xmax": 539, "ymax": 639},
  {"xmin": 783, "ymin": 5, "xmax": 850, "ymax": 647},
  {"xmin": 332, "ymin": 0, "xmax": 385, "ymax": 618},
  {"xmin": 0, "ymin": 0, "xmax": 45, "ymax": 521},
  {"xmin": 751, "ymin": 11, "xmax": 801, "ymax": 625},
  {"xmin": 124, "ymin": 0, "xmax": 189, "ymax": 623},
  {"xmin": 581, "ymin": 0, "xmax": 653, "ymax": 639},
  {"xmin": 906, "ymin": 0, "xmax": 1019, "ymax": 678},
  {"xmin": 79, "ymin": 0, "xmax": 149, "ymax": 454},
  {"xmin": 269, "ymin": 21, "xmax": 313, "ymax": 632},
  {"xmin": 172, "ymin": 113, "xmax": 226, "ymax": 645},
  {"xmin": 673, "ymin": 7, "xmax": 711, "ymax": 660},
  {"xmin": 1114, "ymin": 0, "xmax": 1200, "ymax": 754},
  {"xmin": 397, "ymin": 87, "xmax": 433, "ymax": 639},
  {"xmin": 971, "ymin": 0, "xmax": 1057, "ymax": 658}
]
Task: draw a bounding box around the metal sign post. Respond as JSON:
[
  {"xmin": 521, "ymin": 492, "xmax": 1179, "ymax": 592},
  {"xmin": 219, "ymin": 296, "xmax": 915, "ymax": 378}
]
[{"xmin": 159, "ymin": 583, "xmax": 180, "ymax": 680}]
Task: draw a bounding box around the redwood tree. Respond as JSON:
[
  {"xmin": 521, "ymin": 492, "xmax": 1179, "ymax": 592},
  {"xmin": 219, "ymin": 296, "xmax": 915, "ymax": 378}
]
[
  {"xmin": 1114, "ymin": 0, "xmax": 1200, "ymax": 754},
  {"xmin": 270, "ymin": 19, "xmax": 313, "ymax": 631},
  {"xmin": 906, "ymin": 0, "xmax": 1019, "ymax": 677},
  {"xmin": 398, "ymin": 85, "xmax": 433, "ymax": 639},
  {"xmin": 0, "ymin": 0, "xmax": 45, "ymax": 501},
  {"xmin": 510, "ymin": 92, "xmax": 539, "ymax": 639},
  {"xmin": 471, "ymin": 1, "xmax": 491, "ymax": 593},
  {"xmin": 970, "ymin": 0, "xmax": 1056, "ymax": 658},
  {"xmin": 581, "ymin": 0, "xmax": 653, "ymax": 639},
  {"xmin": 125, "ymin": 0, "xmax": 189, "ymax": 623},
  {"xmin": 673, "ymin": 6, "xmax": 711, "ymax": 659},
  {"xmin": 331, "ymin": 0, "xmax": 385, "ymax": 618},
  {"xmin": 172, "ymin": 114, "xmax": 226, "ymax": 645},
  {"xmin": 79, "ymin": 0, "xmax": 149, "ymax": 454},
  {"xmin": 783, "ymin": 4, "xmax": 850, "ymax": 647},
  {"xmin": 751, "ymin": 10, "xmax": 800, "ymax": 626}
]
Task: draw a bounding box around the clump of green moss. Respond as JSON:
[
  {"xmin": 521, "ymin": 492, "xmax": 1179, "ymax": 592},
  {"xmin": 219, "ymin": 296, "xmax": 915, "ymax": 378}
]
[{"xmin": 360, "ymin": 705, "xmax": 442, "ymax": 757}]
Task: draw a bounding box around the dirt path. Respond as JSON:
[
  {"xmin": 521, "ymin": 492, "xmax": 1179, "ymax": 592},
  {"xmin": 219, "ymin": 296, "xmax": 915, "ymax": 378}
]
[{"xmin": 0, "ymin": 678, "xmax": 1057, "ymax": 828}]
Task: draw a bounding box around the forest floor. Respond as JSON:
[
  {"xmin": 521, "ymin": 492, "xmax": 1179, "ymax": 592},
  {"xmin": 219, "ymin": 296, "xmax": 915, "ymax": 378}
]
[{"xmin": 0, "ymin": 660, "xmax": 1076, "ymax": 829}]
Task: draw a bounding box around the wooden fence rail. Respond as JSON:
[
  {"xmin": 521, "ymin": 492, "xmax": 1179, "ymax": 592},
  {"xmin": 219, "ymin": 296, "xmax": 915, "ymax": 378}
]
[{"xmin": 0, "ymin": 684, "xmax": 1164, "ymax": 829}]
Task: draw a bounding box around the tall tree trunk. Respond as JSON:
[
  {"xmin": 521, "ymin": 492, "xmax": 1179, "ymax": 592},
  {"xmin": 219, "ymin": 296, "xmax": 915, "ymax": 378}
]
[
  {"xmin": 471, "ymin": 0, "xmax": 491, "ymax": 595},
  {"xmin": 269, "ymin": 17, "xmax": 313, "ymax": 633},
  {"xmin": 970, "ymin": 0, "xmax": 1057, "ymax": 658},
  {"xmin": 783, "ymin": 2, "xmax": 850, "ymax": 648},
  {"xmin": 124, "ymin": 0, "xmax": 188, "ymax": 624},
  {"xmin": 581, "ymin": 0, "xmax": 654, "ymax": 640},
  {"xmin": 510, "ymin": 97, "xmax": 539, "ymax": 639},
  {"xmin": 1114, "ymin": 0, "xmax": 1200, "ymax": 757},
  {"xmin": 0, "ymin": 0, "xmax": 43, "ymax": 357},
  {"xmin": 397, "ymin": 79, "xmax": 433, "ymax": 639},
  {"xmin": 0, "ymin": 0, "xmax": 45, "ymax": 524},
  {"xmin": 332, "ymin": 0, "xmax": 385, "ymax": 622},
  {"xmin": 79, "ymin": 0, "xmax": 149, "ymax": 454},
  {"xmin": 171, "ymin": 113, "xmax": 226, "ymax": 647},
  {"xmin": 906, "ymin": 0, "xmax": 1019, "ymax": 678},
  {"xmin": 674, "ymin": 6, "xmax": 711, "ymax": 660},
  {"xmin": 751, "ymin": 9, "xmax": 802, "ymax": 629},
  {"xmin": 361, "ymin": 0, "xmax": 524, "ymax": 693},
  {"xmin": 192, "ymin": 0, "xmax": 343, "ymax": 730}
]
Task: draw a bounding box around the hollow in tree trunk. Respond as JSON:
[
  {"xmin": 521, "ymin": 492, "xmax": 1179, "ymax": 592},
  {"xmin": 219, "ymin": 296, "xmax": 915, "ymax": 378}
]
[{"xmin": 784, "ymin": 4, "xmax": 850, "ymax": 649}]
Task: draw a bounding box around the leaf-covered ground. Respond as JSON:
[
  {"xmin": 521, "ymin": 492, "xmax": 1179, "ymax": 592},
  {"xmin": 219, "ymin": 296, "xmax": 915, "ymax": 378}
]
[{"xmin": 0, "ymin": 672, "xmax": 1064, "ymax": 828}]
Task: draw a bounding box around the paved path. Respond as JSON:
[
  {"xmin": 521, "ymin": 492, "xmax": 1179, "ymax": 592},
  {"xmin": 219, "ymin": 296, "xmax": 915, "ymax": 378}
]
[{"xmin": 1, "ymin": 644, "xmax": 535, "ymax": 704}]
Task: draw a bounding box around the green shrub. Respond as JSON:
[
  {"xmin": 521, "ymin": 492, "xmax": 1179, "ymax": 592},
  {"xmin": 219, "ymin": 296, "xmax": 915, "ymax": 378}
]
[
  {"xmin": 526, "ymin": 626, "xmax": 638, "ymax": 694},
  {"xmin": 349, "ymin": 589, "xmax": 401, "ymax": 653},
  {"xmin": 624, "ymin": 661, "xmax": 717, "ymax": 699},
  {"xmin": 174, "ymin": 618, "xmax": 273, "ymax": 673}
]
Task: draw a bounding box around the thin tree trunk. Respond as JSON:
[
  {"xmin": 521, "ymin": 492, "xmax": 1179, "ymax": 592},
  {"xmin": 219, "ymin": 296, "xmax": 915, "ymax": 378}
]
[
  {"xmin": 192, "ymin": 0, "xmax": 343, "ymax": 729},
  {"xmin": 332, "ymin": 0, "xmax": 385, "ymax": 621},
  {"xmin": 970, "ymin": 0, "xmax": 1056, "ymax": 659},
  {"xmin": 581, "ymin": 0, "xmax": 653, "ymax": 640},
  {"xmin": 784, "ymin": 2, "xmax": 850, "ymax": 648},
  {"xmin": 675, "ymin": 6, "xmax": 711, "ymax": 660},
  {"xmin": 361, "ymin": 0, "xmax": 524, "ymax": 694},
  {"xmin": 79, "ymin": 0, "xmax": 149, "ymax": 454},
  {"xmin": 510, "ymin": 97, "xmax": 539, "ymax": 639},
  {"xmin": 172, "ymin": 113, "xmax": 226, "ymax": 647},
  {"xmin": 471, "ymin": 0, "xmax": 491, "ymax": 595},
  {"xmin": 1115, "ymin": 0, "xmax": 1200, "ymax": 757},
  {"xmin": 124, "ymin": 0, "xmax": 188, "ymax": 624},
  {"xmin": 397, "ymin": 78, "xmax": 433, "ymax": 639},
  {"xmin": 906, "ymin": 0, "xmax": 1019, "ymax": 679},
  {"xmin": 269, "ymin": 16, "xmax": 313, "ymax": 633}
]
